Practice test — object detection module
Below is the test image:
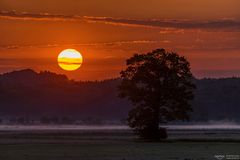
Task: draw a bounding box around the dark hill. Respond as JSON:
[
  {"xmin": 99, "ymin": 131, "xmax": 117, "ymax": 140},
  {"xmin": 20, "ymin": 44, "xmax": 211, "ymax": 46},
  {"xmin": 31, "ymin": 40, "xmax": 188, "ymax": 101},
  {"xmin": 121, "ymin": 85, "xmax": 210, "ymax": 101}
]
[
  {"xmin": 0, "ymin": 69, "xmax": 130, "ymax": 120},
  {"xmin": 0, "ymin": 69, "xmax": 240, "ymax": 122}
]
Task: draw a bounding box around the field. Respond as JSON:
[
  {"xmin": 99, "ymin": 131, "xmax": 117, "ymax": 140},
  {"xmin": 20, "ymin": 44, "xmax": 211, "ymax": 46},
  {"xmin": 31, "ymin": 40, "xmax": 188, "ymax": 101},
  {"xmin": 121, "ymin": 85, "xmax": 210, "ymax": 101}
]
[{"xmin": 0, "ymin": 125, "xmax": 240, "ymax": 160}]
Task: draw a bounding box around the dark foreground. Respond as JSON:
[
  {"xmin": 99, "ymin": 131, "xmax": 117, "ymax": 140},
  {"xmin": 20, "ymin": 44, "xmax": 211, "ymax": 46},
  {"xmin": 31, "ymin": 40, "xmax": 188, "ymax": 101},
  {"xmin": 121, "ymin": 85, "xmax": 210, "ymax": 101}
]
[{"xmin": 0, "ymin": 126, "xmax": 240, "ymax": 160}]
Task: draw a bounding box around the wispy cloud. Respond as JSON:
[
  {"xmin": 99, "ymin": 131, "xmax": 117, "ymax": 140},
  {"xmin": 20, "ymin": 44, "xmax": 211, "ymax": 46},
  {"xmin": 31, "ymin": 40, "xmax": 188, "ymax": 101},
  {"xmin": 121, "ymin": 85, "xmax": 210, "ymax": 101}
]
[
  {"xmin": 85, "ymin": 16, "xmax": 240, "ymax": 30},
  {"xmin": 159, "ymin": 28, "xmax": 185, "ymax": 34},
  {"xmin": 0, "ymin": 10, "xmax": 79, "ymax": 21},
  {"xmin": 1, "ymin": 11, "xmax": 239, "ymax": 31},
  {"xmin": 0, "ymin": 40, "xmax": 170, "ymax": 50}
]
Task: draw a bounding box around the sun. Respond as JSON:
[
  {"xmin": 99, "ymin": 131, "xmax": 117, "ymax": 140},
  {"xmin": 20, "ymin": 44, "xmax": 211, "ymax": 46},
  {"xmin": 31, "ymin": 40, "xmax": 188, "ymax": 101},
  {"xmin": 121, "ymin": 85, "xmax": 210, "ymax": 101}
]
[{"xmin": 58, "ymin": 49, "xmax": 83, "ymax": 71}]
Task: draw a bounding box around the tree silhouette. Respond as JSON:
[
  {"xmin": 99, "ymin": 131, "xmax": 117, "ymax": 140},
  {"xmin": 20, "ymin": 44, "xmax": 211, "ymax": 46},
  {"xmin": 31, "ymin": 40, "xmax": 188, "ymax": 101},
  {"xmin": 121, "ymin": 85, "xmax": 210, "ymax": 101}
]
[{"xmin": 119, "ymin": 49, "xmax": 195, "ymax": 140}]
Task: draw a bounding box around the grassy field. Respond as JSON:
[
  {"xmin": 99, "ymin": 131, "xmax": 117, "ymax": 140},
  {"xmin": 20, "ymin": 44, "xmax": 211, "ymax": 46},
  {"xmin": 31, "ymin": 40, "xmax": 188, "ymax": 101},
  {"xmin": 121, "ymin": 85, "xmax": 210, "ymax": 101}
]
[{"xmin": 0, "ymin": 127, "xmax": 240, "ymax": 160}]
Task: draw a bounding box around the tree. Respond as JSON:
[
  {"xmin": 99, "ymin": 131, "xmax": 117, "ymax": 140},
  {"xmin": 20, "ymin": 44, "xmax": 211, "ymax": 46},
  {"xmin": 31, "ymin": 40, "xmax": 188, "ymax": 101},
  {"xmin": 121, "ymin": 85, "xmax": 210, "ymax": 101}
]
[{"xmin": 119, "ymin": 49, "xmax": 195, "ymax": 140}]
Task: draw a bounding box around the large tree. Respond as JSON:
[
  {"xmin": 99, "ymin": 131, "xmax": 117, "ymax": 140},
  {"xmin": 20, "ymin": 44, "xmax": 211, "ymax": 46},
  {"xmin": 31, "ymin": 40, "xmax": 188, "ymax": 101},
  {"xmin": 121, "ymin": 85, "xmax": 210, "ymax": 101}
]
[{"xmin": 119, "ymin": 49, "xmax": 195, "ymax": 140}]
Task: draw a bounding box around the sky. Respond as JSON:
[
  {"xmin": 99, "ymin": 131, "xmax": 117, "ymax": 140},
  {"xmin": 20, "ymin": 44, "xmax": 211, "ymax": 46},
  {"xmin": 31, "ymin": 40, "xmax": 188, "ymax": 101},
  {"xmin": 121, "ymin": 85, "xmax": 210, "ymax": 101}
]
[{"xmin": 0, "ymin": 0, "xmax": 239, "ymax": 80}]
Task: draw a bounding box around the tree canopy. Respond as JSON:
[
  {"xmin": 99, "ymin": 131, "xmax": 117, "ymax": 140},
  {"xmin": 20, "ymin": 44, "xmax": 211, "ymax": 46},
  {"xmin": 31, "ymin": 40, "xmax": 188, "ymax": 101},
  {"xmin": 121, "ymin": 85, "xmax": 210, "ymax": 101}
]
[{"xmin": 119, "ymin": 49, "xmax": 195, "ymax": 140}]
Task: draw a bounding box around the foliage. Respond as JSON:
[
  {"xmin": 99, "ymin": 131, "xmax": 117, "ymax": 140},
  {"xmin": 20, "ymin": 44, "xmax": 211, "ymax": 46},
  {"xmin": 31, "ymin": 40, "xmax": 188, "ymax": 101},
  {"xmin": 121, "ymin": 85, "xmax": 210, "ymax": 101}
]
[{"xmin": 119, "ymin": 49, "xmax": 195, "ymax": 140}]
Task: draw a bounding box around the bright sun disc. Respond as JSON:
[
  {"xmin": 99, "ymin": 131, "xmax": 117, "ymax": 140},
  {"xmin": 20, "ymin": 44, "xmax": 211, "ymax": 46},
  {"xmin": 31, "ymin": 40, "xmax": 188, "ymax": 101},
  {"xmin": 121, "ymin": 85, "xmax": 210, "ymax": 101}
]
[{"xmin": 58, "ymin": 49, "xmax": 83, "ymax": 71}]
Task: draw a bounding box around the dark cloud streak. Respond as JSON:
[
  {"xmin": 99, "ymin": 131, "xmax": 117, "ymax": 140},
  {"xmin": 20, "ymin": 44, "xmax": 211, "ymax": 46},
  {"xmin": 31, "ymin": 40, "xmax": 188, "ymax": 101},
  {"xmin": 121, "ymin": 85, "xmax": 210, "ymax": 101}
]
[{"xmin": 0, "ymin": 11, "xmax": 239, "ymax": 31}]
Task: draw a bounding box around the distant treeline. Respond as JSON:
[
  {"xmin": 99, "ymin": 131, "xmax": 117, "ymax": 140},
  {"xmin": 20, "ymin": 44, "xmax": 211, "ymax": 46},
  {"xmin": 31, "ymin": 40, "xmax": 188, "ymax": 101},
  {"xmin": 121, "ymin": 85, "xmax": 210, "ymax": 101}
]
[
  {"xmin": 0, "ymin": 69, "xmax": 240, "ymax": 122},
  {"xmin": 0, "ymin": 116, "xmax": 112, "ymax": 125}
]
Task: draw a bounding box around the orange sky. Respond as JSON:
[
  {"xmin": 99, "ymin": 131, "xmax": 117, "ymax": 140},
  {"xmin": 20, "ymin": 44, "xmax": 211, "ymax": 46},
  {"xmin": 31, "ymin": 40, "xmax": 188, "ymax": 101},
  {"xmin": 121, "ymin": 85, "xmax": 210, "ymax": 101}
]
[{"xmin": 0, "ymin": 0, "xmax": 240, "ymax": 80}]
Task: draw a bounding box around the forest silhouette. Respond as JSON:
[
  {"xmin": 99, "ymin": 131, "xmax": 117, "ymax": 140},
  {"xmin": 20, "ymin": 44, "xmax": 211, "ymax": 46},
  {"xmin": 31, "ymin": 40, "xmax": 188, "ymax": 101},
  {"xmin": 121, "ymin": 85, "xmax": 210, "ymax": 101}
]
[{"xmin": 0, "ymin": 69, "xmax": 240, "ymax": 122}]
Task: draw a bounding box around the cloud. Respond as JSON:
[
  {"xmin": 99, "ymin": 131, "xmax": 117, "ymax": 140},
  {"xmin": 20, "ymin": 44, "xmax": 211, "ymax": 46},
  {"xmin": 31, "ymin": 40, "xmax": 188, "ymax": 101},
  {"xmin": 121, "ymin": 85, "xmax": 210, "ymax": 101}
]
[
  {"xmin": 2, "ymin": 39, "xmax": 239, "ymax": 52},
  {"xmin": 0, "ymin": 10, "xmax": 79, "ymax": 21},
  {"xmin": 159, "ymin": 28, "xmax": 185, "ymax": 34},
  {"xmin": 1, "ymin": 11, "xmax": 239, "ymax": 31},
  {"xmin": 85, "ymin": 17, "xmax": 240, "ymax": 29},
  {"xmin": 0, "ymin": 40, "xmax": 170, "ymax": 50}
]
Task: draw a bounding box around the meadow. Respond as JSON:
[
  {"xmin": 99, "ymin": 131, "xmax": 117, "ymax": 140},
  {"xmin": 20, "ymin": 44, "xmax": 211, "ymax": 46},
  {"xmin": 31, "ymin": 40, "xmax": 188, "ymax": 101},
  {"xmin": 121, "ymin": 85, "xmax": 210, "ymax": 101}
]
[{"xmin": 0, "ymin": 125, "xmax": 240, "ymax": 160}]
